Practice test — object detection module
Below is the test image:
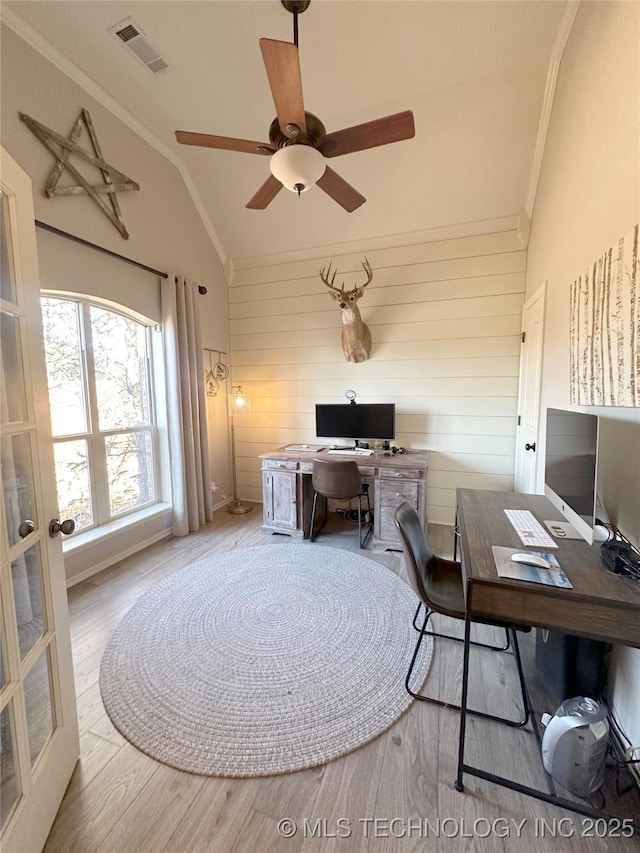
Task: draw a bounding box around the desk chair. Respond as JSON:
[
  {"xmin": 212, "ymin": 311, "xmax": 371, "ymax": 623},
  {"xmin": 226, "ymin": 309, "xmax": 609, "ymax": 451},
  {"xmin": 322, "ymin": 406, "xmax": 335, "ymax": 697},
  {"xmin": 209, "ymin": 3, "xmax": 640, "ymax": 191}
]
[
  {"xmin": 310, "ymin": 459, "xmax": 372, "ymax": 548},
  {"xmin": 394, "ymin": 501, "xmax": 530, "ymax": 727}
]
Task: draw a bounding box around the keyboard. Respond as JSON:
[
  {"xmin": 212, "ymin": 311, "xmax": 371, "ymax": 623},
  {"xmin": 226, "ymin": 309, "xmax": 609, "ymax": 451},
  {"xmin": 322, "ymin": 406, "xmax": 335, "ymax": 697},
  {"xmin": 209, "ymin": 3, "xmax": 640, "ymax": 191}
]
[
  {"xmin": 326, "ymin": 448, "xmax": 374, "ymax": 456},
  {"xmin": 504, "ymin": 509, "xmax": 558, "ymax": 549}
]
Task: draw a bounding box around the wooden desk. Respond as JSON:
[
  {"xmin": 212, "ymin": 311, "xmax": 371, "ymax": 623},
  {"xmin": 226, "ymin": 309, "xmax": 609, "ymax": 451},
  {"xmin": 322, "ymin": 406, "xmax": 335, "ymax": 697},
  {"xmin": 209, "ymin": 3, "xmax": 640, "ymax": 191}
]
[
  {"xmin": 455, "ymin": 488, "xmax": 640, "ymax": 817},
  {"xmin": 260, "ymin": 447, "xmax": 430, "ymax": 550},
  {"xmin": 456, "ymin": 489, "xmax": 640, "ymax": 647}
]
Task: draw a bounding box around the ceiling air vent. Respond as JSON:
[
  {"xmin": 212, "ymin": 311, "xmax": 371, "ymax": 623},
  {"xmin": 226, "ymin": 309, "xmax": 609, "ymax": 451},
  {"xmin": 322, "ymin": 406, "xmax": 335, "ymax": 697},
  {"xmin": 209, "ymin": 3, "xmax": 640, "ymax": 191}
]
[{"xmin": 109, "ymin": 18, "xmax": 170, "ymax": 74}]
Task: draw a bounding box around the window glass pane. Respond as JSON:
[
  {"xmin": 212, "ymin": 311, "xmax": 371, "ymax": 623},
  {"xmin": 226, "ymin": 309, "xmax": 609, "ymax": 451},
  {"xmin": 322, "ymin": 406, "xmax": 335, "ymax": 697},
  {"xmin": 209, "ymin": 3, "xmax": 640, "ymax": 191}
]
[
  {"xmin": 0, "ymin": 190, "xmax": 16, "ymax": 304},
  {"xmin": 1, "ymin": 432, "xmax": 37, "ymax": 548},
  {"xmin": 90, "ymin": 306, "xmax": 151, "ymax": 430},
  {"xmin": 0, "ymin": 311, "xmax": 27, "ymax": 423},
  {"xmin": 41, "ymin": 297, "xmax": 87, "ymax": 436},
  {"xmin": 106, "ymin": 431, "xmax": 155, "ymax": 516},
  {"xmin": 11, "ymin": 544, "xmax": 46, "ymax": 660},
  {"xmin": 24, "ymin": 648, "xmax": 55, "ymax": 766},
  {"xmin": 53, "ymin": 439, "xmax": 93, "ymax": 532},
  {"xmin": 0, "ymin": 703, "xmax": 21, "ymax": 830}
]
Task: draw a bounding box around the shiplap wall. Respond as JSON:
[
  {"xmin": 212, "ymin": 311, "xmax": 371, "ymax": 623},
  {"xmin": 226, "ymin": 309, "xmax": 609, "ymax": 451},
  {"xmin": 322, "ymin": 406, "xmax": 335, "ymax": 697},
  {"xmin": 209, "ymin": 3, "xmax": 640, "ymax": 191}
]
[{"xmin": 228, "ymin": 224, "xmax": 526, "ymax": 525}]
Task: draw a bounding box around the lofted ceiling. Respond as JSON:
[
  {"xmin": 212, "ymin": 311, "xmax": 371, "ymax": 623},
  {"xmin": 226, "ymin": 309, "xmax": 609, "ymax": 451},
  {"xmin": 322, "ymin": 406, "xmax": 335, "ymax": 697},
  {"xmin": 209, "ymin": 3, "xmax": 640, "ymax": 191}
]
[{"xmin": 3, "ymin": 0, "xmax": 570, "ymax": 264}]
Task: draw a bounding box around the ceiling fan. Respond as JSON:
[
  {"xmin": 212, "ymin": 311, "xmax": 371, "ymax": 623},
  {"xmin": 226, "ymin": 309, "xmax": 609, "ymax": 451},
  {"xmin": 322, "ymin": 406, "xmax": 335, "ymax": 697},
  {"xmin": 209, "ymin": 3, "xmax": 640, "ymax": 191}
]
[{"xmin": 175, "ymin": 0, "xmax": 415, "ymax": 212}]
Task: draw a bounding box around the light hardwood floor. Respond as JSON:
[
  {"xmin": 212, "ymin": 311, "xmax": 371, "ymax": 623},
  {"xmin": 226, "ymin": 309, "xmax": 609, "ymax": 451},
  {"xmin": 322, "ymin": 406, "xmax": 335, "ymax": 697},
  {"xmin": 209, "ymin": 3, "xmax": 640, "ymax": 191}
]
[{"xmin": 44, "ymin": 507, "xmax": 639, "ymax": 853}]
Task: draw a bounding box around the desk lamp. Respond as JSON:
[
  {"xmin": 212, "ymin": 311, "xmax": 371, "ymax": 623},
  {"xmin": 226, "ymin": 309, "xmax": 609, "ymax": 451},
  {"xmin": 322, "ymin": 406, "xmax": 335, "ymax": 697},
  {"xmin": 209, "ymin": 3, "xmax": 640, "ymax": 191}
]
[{"xmin": 227, "ymin": 385, "xmax": 252, "ymax": 514}]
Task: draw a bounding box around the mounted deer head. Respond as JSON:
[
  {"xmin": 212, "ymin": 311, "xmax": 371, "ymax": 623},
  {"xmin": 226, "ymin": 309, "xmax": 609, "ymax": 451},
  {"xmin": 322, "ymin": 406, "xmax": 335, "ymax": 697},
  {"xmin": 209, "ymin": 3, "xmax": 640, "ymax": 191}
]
[{"xmin": 320, "ymin": 258, "xmax": 373, "ymax": 363}]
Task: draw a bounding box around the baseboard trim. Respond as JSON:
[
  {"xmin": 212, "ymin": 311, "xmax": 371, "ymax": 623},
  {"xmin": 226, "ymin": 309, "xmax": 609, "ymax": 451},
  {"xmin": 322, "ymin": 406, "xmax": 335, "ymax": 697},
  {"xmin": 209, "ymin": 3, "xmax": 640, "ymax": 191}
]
[{"xmin": 65, "ymin": 528, "xmax": 172, "ymax": 587}]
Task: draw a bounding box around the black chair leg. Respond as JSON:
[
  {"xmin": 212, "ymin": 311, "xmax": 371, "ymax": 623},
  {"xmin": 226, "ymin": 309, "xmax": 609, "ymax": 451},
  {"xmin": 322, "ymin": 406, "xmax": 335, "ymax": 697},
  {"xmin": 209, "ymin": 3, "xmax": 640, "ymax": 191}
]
[
  {"xmin": 358, "ymin": 488, "xmax": 373, "ymax": 548},
  {"xmin": 411, "ymin": 602, "xmax": 510, "ymax": 652},
  {"xmin": 309, "ymin": 492, "xmax": 326, "ymax": 542},
  {"xmin": 406, "ymin": 605, "xmax": 529, "ymax": 728},
  {"xmin": 509, "ymin": 628, "xmax": 531, "ymax": 728}
]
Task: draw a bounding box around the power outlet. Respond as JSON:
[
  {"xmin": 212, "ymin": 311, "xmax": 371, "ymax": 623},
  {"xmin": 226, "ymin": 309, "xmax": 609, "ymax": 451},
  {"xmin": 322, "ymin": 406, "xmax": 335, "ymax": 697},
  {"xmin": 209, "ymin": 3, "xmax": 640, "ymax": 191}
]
[{"xmin": 211, "ymin": 481, "xmax": 217, "ymax": 492}]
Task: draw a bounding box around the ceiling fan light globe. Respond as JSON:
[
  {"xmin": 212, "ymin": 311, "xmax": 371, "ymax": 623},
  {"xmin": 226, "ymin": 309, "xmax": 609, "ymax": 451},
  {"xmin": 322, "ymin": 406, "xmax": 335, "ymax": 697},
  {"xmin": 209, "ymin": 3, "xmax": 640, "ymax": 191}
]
[{"xmin": 269, "ymin": 145, "xmax": 326, "ymax": 193}]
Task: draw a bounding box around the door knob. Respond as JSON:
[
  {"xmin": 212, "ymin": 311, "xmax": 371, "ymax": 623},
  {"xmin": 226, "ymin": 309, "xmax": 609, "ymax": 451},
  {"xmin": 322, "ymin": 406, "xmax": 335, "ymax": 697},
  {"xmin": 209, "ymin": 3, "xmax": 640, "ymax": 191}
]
[
  {"xmin": 18, "ymin": 519, "xmax": 35, "ymax": 538},
  {"xmin": 525, "ymin": 442, "xmax": 536, "ymax": 452},
  {"xmin": 49, "ymin": 518, "xmax": 76, "ymax": 538}
]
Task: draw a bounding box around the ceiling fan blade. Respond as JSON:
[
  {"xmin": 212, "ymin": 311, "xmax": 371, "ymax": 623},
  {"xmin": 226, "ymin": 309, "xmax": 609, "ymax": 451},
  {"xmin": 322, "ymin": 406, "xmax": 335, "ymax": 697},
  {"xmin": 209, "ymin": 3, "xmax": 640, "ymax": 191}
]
[
  {"xmin": 246, "ymin": 175, "xmax": 283, "ymax": 209},
  {"xmin": 259, "ymin": 38, "xmax": 306, "ymax": 136},
  {"xmin": 316, "ymin": 167, "xmax": 366, "ymax": 213},
  {"xmin": 319, "ymin": 110, "xmax": 415, "ymax": 158},
  {"xmin": 176, "ymin": 130, "xmax": 273, "ymax": 155}
]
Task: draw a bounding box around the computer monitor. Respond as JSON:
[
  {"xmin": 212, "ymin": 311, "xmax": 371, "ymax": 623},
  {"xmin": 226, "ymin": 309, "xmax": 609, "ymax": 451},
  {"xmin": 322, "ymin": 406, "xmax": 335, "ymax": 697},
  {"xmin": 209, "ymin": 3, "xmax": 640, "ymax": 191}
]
[
  {"xmin": 543, "ymin": 407, "xmax": 599, "ymax": 544},
  {"xmin": 315, "ymin": 403, "xmax": 395, "ymax": 443}
]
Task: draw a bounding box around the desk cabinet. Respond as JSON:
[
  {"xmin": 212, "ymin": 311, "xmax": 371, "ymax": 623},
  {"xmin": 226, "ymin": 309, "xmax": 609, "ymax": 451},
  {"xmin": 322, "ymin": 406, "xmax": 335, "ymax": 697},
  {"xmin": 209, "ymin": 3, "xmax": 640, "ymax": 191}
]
[
  {"xmin": 260, "ymin": 449, "xmax": 429, "ymax": 549},
  {"xmin": 262, "ymin": 463, "xmax": 297, "ymax": 532},
  {"xmin": 261, "ymin": 458, "xmax": 315, "ymax": 538},
  {"xmin": 375, "ymin": 468, "xmax": 423, "ymax": 548}
]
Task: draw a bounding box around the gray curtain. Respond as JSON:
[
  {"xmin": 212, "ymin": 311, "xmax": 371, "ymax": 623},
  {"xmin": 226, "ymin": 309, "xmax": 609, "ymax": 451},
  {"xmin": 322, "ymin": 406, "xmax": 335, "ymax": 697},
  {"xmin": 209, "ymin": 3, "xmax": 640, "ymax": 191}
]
[{"xmin": 161, "ymin": 274, "xmax": 213, "ymax": 535}]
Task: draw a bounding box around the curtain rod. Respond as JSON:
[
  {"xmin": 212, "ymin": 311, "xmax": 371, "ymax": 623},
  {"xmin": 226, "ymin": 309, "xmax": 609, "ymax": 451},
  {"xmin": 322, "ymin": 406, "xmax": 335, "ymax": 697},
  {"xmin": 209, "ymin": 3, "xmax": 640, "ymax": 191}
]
[{"xmin": 34, "ymin": 220, "xmax": 207, "ymax": 294}]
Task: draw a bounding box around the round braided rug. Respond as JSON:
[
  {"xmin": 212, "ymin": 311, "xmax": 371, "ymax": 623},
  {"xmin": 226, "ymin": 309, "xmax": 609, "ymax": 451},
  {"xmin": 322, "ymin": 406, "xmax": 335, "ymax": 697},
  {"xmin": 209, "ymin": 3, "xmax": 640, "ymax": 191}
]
[{"xmin": 100, "ymin": 543, "xmax": 432, "ymax": 777}]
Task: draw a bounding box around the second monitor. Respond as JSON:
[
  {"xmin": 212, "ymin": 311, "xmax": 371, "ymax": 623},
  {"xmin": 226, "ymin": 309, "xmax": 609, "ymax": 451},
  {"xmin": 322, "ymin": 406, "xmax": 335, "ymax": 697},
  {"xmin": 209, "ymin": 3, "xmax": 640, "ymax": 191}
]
[{"xmin": 315, "ymin": 402, "xmax": 395, "ymax": 444}]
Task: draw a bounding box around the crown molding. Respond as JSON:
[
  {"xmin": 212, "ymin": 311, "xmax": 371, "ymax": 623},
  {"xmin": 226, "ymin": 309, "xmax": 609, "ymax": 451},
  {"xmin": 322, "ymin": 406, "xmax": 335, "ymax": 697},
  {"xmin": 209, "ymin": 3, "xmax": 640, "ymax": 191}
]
[
  {"xmin": 231, "ymin": 214, "xmax": 522, "ymax": 274},
  {"xmin": 0, "ymin": 5, "xmax": 228, "ymax": 270},
  {"xmin": 524, "ymin": 1, "xmax": 581, "ymax": 218}
]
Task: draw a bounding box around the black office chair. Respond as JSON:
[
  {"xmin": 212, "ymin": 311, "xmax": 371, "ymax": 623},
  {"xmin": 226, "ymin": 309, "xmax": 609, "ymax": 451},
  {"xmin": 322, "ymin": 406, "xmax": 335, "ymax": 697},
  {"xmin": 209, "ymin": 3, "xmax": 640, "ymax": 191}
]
[
  {"xmin": 394, "ymin": 501, "xmax": 530, "ymax": 727},
  {"xmin": 310, "ymin": 459, "xmax": 373, "ymax": 548}
]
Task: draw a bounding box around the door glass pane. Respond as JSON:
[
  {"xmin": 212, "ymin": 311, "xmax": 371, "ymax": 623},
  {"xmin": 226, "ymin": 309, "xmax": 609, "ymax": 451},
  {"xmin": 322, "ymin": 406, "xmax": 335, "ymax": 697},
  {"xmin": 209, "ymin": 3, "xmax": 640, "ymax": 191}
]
[
  {"xmin": 0, "ymin": 311, "xmax": 27, "ymax": 423},
  {"xmin": 11, "ymin": 544, "xmax": 46, "ymax": 660},
  {"xmin": 41, "ymin": 297, "xmax": 88, "ymax": 436},
  {"xmin": 90, "ymin": 306, "xmax": 150, "ymax": 429},
  {"xmin": 106, "ymin": 430, "xmax": 155, "ymax": 515},
  {"xmin": 24, "ymin": 648, "xmax": 55, "ymax": 766},
  {"xmin": 0, "ymin": 611, "xmax": 6, "ymax": 690},
  {"xmin": 1, "ymin": 432, "xmax": 37, "ymax": 548},
  {"xmin": 53, "ymin": 439, "xmax": 93, "ymax": 532},
  {"xmin": 0, "ymin": 702, "xmax": 21, "ymax": 829},
  {"xmin": 0, "ymin": 190, "xmax": 16, "ymax": 304}
]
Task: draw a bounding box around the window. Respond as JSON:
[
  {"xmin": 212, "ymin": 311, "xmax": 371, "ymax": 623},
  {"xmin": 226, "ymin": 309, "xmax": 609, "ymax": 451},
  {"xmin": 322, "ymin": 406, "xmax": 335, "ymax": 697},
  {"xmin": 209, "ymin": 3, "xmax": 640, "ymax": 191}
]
[{"xmin": 40, "ymin": 295, "xmax": 158, "ymax": 534}]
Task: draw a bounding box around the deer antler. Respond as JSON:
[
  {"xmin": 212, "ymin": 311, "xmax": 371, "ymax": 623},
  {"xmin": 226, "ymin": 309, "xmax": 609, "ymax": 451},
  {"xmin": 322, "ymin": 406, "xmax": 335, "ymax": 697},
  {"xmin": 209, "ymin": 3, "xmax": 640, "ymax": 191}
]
[
  {"xmin": 360, "ymin": 257, "xmax": 373, "ymax": 290},
  {"xmin": 320, "ymin": 258, "xmax": 373, "ymax": 294},
  {"xmin": 319, "ymin": 261, "xmax": 344, "ymax": 294}
]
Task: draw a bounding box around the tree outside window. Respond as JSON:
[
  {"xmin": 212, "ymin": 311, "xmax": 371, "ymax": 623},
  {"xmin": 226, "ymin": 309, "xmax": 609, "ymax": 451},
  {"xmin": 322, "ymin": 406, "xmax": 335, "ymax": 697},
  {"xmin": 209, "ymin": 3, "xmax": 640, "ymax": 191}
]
[{"xmin": 40, "ymin": 295, "xmax": 157, "ymax": 534}]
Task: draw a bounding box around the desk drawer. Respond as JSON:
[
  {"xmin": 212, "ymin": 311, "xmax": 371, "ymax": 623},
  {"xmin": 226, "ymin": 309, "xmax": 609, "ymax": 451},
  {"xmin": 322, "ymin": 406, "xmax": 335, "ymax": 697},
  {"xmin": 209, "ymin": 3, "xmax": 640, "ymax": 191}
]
[
  {"xmin": 358, "ymin": 466, "xmax": 376, "ymax": 478},
  {"xmin": 263, "ymin": 459, "xmax": 298, "ymax": 471},
  {"xmin": 378, "ymin": 479, "xmax": 418, "ymax": 507},
  {"xmin": 379, "ymin": 467, "xmax": 423, "ymax": 480}
]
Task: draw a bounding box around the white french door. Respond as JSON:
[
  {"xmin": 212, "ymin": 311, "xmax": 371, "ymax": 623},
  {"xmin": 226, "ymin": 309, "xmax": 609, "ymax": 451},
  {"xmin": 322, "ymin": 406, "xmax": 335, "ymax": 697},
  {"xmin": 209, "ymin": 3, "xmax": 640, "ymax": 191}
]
[{"xmin": 1, "ymin": 147, "xmax": 79, "ymax": 852}]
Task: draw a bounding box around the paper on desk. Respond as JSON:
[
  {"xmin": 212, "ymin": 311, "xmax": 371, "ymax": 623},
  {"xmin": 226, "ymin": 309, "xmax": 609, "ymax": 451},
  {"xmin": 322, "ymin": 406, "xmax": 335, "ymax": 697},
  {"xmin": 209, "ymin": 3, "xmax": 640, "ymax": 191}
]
[{"xmin": 492, "ymin": 546, "xmax": 573, "ymax": 588}]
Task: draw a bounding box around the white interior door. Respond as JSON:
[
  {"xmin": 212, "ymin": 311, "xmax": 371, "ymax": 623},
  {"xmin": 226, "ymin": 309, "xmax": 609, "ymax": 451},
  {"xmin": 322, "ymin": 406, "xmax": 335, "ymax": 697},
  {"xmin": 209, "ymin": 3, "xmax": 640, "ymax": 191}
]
[
  {"xmin": 1, "ymin": 147, "xmax": 79, "ymax": 853},
  {"xmin": 514, "ymin": 283, "xmax": 546, "ymax": 494}
]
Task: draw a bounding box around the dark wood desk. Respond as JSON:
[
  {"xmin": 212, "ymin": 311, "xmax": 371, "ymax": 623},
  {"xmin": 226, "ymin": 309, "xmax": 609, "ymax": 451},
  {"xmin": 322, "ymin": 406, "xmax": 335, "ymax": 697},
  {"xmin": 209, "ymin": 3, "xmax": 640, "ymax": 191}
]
[
  {"xmin": 455, "ymin": 488, "xmax": 640, "ymax": 817},
  {"xmin": 456, "ymin": 489, "xmax": 640, "ymax": 648}
]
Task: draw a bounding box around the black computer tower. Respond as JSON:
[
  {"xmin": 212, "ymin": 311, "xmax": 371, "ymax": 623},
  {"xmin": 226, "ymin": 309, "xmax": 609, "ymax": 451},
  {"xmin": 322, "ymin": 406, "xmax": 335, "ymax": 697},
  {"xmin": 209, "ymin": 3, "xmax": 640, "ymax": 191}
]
[{"xmin": 535, "ymin": 628, "xmax": 608, "ymax": 701}]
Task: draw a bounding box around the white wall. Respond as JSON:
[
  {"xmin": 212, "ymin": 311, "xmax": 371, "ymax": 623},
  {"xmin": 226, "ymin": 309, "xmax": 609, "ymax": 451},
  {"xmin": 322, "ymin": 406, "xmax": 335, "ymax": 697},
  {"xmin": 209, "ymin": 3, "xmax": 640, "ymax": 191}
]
[
  {"xmin": 1, "ymin": 25, "xmax": 232, "ymax": 579},
  {"xmin": 229, "ymin": 221, "xmax": 526, "ymax": 525},
  {"xmin": 525, "ymin": 1, "xmax": 639, "ymax": 748}
]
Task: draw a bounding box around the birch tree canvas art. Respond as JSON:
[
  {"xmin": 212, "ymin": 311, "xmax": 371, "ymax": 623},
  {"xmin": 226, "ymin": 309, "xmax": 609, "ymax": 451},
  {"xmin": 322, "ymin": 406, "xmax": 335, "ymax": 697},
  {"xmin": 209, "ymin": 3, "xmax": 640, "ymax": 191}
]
[{"xmin": 570, "ymin": 224, "xmax": 639, "ymax": 407}]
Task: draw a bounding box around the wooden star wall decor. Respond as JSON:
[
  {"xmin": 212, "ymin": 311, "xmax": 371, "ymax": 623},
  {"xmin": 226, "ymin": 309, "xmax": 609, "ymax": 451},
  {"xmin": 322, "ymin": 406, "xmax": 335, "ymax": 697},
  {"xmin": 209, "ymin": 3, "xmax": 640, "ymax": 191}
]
[{"xmin": 21, "ymin": 109, "xmax": 139, "ymax": 239}]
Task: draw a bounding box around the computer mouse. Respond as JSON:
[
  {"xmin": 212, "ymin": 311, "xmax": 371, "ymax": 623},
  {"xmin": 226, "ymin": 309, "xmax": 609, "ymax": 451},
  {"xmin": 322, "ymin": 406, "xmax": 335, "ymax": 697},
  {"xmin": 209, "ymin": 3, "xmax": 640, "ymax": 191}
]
[{"xmin": 511, "ymin": 552, "xmax": 553, "ymax": 570}]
